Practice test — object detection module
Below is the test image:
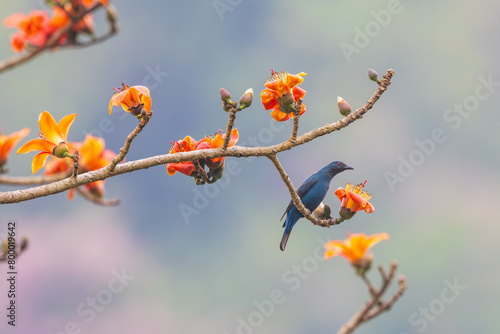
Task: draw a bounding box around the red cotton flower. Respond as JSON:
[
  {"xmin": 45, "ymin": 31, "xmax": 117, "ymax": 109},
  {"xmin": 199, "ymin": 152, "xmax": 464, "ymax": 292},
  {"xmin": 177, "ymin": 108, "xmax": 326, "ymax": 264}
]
[
  {"xmin": 43, "ymin": 134, "xmax": 116, "ymax": 200},
  {"xmin": 324, "ymin": 233, "xmax": 389, "ymax": 273},
  {"xmin": 4, "ymin": 10, "xmax": 50, "ymax": 52},
  {"xmin": 261, "ymin": 70, "xmax": 307, "ymax": 122},
  {"xmin": 335, "ymin": 180, "xmax": 374, "ymax": 220},
  {"xmin": 166, "ymin": 129, "xmax": 239, "ymax": 176},
  {"xmin": 0, "ymin": 127, "xmax": 30, "ymax": 171},
  {"xmin": 109, "ymin": 84, "xmax": 152, "ymax": 116},
  {"xmin": 17, "ymin": 111, "xmax": 76, "ymax": 174}
]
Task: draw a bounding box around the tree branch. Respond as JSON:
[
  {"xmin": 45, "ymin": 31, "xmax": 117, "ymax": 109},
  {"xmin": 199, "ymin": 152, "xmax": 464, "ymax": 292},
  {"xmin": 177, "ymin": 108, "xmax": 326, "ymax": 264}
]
[
  {"xmin": 0, "ymin": 70, "xmax": 394, "ymax": 205},
  {"xmin": 337, "ymin": 261, "xmax": 407, "ymax": 334},
  {"xmin": 221, "ymin": 108, "xmax": 238, "ymax": 150},
  {"xmin": 74, "ymin": 187, "xmax": 120, "ymax": 206},
  {"xmin": 106, "ymin": 111, "xmax": 152, "ymax": 173},
  {"xmin": 0, "ymin": 3, "xmax": 118, "ymax": 74}
]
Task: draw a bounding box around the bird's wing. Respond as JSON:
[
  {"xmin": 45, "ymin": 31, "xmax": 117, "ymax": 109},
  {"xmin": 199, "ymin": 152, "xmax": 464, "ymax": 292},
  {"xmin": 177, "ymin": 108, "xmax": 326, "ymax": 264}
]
[{"xmin": 280, "ymin": 177, "xmax": 319, "ymax": 222}]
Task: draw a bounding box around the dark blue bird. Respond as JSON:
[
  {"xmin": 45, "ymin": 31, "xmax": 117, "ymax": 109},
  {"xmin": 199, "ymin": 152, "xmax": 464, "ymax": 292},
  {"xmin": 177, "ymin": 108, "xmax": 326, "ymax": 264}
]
[{"xmin": 280, "ymin": 161, "xmax": 353, "ymax": 251}]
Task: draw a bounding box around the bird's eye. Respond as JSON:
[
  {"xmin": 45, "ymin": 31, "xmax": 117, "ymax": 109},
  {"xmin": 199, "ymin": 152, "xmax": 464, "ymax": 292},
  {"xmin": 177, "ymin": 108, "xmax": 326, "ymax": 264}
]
[{"xmin": 337, "ymin": 162, "xmax": 341, "ymax": 166}]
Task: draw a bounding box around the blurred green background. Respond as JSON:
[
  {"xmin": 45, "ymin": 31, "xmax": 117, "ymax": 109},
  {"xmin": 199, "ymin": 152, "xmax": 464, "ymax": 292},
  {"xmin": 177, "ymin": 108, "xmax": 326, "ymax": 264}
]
[{"xmin": 1, "ymin": 0, "xmax": 499, "ymax": 333}]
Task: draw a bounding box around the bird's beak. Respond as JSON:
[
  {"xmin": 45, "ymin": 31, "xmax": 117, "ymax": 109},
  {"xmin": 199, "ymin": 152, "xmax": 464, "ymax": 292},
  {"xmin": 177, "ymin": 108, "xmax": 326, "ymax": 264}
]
[{"xmin": 345, "ymin": 166, "xmax": 354, "ymax": 170}]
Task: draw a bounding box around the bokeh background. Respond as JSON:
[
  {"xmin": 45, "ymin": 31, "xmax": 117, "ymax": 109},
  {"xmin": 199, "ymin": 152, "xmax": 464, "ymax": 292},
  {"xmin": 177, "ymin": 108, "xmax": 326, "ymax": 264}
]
[{"xmin": 1, "ymin": 1, "xmax": 499, "ymax": 333}]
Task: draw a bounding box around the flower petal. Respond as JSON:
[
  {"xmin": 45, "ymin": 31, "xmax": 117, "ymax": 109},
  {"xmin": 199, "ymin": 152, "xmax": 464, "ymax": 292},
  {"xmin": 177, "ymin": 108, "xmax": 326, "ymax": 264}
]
[
  {"xmin": 3, "ymin": 13, "xmax": 26, "ymax": 27},
  {"xmin": 0, "ymin": 128, "xmax": 30, "ymax": 159},
  {"xmin": 228, "ymin": 128, "xmax": 239, "ymax": 146},
  {"xmin": 58, "ymin": 113, "xmax": 77, "ymax": 142},
  {"xmin": 39, "ymin": 111, "xmax": 64, "ymax": 144},
  {"xmin": 17, "ymin": 138, "xmax": 54, "ymax": 154},
  {"xmin": 335, "ymin": 187, "xmax": 347, "ymax": 200},
  {"xmin": 270, "ymin": 109, "xmax": 290, "ymax": 122},
  {"xmin": 109, "ymin": 90, "xmax": 128, "ymax": 114},
  {"xmin": 261, "ymin": 89, "xmax": 279, "ymax": 110},
  {"xmin": 31, "ymin": 151, "xmax": 50, "ymax": 174},
  {"xmin": 292, "ymin": 86, "xmax": 307, "ymax": 101},
  {"xmin": 166, "ymin": 162, "xmax": 195, "ymax": 176}
]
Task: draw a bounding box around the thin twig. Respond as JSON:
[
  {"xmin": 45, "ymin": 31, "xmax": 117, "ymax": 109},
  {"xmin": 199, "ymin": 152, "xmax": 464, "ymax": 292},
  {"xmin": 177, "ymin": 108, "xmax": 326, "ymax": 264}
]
[
  {"xmin": 0, "ymin": 172, "xmax": 70, "ymax": 186},
  {"xmin": 289, "ymin": 99, "xmax": 302, "ymax": 142},
  {"xmin": 0, "ymin": 70, "xmax": 394, "ymax": 205},
  {"xmin": 360, "ymin": 273, "xmax": 379, "ymax": 298},
  {"xmin": 267, "ymin": 154, "xmax": 346, "ymax": 228},
  {"xmin": 0, "ymin": 3, "xmax": 117, "ymax": 74},
  {"xmin": 72, "ymin": 151, "xmax": 80, "ymax": 178},
  {"xmin": 193, "ymin": 160, "xmax": 208, "ymax": 184},
  {"xmin": 221, "ymin": 108, "xmax": 238, "ymax": 150},
  {"xmin": 106, "ymin": 112, "xmax": 151, "ymax": 172},
  {"xmin": 74, "ymin": 187, "xmax": 120, "ymax": 206},
  {"xmin": 337, "ymin": 261, "xmax": 406, "ymax": 334}
]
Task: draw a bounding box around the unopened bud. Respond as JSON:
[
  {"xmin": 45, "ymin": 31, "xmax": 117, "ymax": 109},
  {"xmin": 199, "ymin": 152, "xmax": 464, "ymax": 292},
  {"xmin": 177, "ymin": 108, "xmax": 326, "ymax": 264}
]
[
  {"xmin": 239, "ymin": 88, "xmax": 253, "ymax": 109},
  {"xmin": 337, "ymin": 96, "xmax": 351, "ymax": 116},
  {"xmin": 368, "ymin": 69, "xmax": 380, "ymax": 83},
  {"xmin": 106, "ymin": 6, "xmax": 118, "ymax": 29},
  {"xmin": 219, "ymin": 88, "xmax": 232, "ymax": 102},
  {"xmin": 313, "ymin": 202, "xmax": 332, "ymax": 219},
  {"xmin": 20, "ymin": 237, "xmax": 28, "ymax": 252},
  {"xmin": 398, "ymin": 274, "xmax": 407, "ymax": 288}
]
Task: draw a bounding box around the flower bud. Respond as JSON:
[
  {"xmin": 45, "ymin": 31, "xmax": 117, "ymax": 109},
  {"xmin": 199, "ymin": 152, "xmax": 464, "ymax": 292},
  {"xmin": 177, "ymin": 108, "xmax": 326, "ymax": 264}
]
[
  {"xmin": 20, "ymin": 237, "xmax": 28, "ymax": 252},
  {"xmin": 52, "ymin": 142, "xmax": 70, "ymax": 159},
  {"xmin": 219, "ymin": 88, "xmax": 232, "ymax": 102},
  {"xmin": 239, "ymin": 88, "xmax": 253, "ymax": 109},
  {"xmin": 337, "ymin": 96, "xmax": 351, "ymax": 116},
  {"xmin": 398, "ymin": 274, "xmax": 407, "ymax": 288},
  {"xmin": 313, "ymin": 202, "xmax": 332, "ymax": 219},
  {"xmin": 368, "ymin": 69, "xmax": 380, "ymax": 83}
]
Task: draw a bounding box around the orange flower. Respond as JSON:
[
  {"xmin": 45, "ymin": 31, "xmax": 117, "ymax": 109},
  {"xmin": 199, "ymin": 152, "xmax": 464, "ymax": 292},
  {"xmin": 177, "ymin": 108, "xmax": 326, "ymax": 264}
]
[
  {"xmin": 80, "ymin": 0, "xmax": 109, "ymax": 7},
  {"xmin": 71, "ymin": 135, "xmax": 116, "ymax": 199},
  {"xmin": 49, "ymin": 5, "xmax": 94, "ymax": 34},
  {"xmin": 324, "ymin": 233, "xmax": 389, "ymax": 271},
  {"xmin": 335, "ymin": 180, "xmax": 374, "ymax": 219},
  {"xmin": 9, "ymin": 32, "xmax": 26, "ymax": 53},
  {"xmin": 4, "ymin": 10, "xmax": 50, "ymax": 48},
  {"xmin": 166, "ymin": 136, "xmax": 198, "ymax": 176},
  {"xmin": 76, "ymin": 134, "xmax": 116, "ymax": 171},
  {"xmin": 166, "ymin": 129, "xmax": 239, "ymax": 176},
  {"xmin": 43, "ymin": 135, "xmax": 115, "ymax": 200},
  {"xmin": 109, "ymin": 84, "xmax": 152, "ymax": 116},
  {"xmin": 261, "ymin": 70, "xmax": 307, "ymax": 122},
  {"xmin": 0, "ymin": 127, "xmax": 30, "ymax": 170},
  {"xmin": 17, "ymin": 111, "xmax": 77, "ymax": 174}
]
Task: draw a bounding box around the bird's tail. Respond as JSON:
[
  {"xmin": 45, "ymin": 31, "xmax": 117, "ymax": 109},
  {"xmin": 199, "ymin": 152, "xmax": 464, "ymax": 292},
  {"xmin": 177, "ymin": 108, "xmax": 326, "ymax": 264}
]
[{"xmin": 280, "ymin": 228, "xmax": 292, "ymax": 251}]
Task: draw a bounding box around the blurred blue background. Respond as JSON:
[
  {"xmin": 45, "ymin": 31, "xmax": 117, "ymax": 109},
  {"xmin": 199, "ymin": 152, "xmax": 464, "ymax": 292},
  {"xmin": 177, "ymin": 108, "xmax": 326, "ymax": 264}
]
[{"xmin": 1, "ymin": 0, "xmax": 499, "ymax": 333}]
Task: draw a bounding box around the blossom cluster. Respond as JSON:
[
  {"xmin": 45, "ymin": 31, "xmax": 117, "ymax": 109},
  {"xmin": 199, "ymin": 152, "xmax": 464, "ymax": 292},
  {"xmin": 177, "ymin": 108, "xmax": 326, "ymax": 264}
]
[{"xmin": 3, "ymin": 0, "xmax": 108, "ymax": 53}]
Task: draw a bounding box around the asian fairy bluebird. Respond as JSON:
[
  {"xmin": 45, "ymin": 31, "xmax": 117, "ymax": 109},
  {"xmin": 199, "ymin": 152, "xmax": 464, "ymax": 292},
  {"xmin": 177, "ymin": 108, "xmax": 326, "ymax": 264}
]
[{"xmin": 280, "ymin": 161, "xmax": 353, "ymax": 251}]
